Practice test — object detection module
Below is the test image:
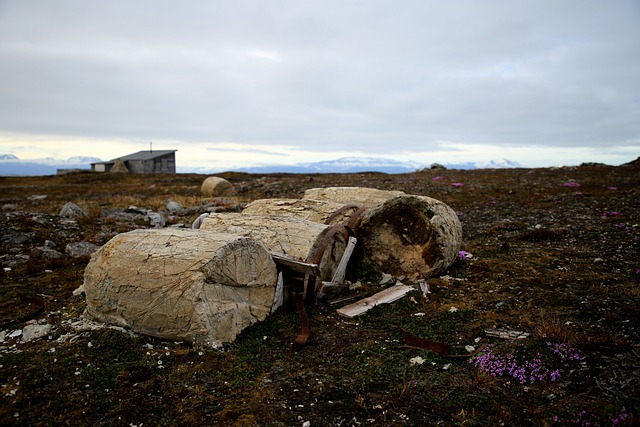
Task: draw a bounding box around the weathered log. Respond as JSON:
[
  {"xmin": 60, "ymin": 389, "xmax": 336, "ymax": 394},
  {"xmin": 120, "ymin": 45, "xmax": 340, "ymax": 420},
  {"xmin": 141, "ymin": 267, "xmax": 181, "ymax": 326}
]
[
  {"xmin": 303, "ymin": 187, "xmax": 405, "ymax": 207},
  {"xmin": 201, "ymin": 176, "xmax": 236, "ymax": 197},
  {"xmin": 83, "ymin": 228, "xmax": 277, "ymax": 347},
  {"xmin": 357, "ymin": 194, "xmax": 462, "ymax": 278},
  {"xmin": 294, "ymin": 187, "xmax": 462, "ymax": 278},
  {"xmin": 243, "ymin": 198, "xmax": 357, "ymax": 225},
  {"xmin": 199, "ymin": 213, "xmax": 347, "ymax": 282}
]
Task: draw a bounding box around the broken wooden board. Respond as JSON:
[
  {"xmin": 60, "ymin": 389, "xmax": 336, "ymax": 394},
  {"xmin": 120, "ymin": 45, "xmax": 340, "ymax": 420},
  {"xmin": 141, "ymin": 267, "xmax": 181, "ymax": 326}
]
[{"xmin": 336, "ymin": 284, "xmax": 414, "ymax": 318}]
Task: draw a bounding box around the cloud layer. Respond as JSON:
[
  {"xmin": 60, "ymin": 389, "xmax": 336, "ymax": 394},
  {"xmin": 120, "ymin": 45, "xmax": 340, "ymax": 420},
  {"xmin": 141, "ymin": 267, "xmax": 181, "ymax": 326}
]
[{"xmin": 0, "ymin": 0, "xmax": 639, "ymax": 168}]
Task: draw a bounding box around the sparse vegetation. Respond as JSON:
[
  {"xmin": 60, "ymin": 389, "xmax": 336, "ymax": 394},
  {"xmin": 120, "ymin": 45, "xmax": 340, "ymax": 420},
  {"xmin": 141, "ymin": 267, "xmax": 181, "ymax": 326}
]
[{"xmin": 0, "ymin": 166, "xmax": 639, "ymax": 425}]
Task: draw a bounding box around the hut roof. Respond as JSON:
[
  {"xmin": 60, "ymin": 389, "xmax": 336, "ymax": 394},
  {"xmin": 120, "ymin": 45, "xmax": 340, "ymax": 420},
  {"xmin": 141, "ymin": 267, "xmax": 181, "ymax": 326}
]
[{"xmin": 92, "ymin": 150, "xmax": 177, "ymax": 166}]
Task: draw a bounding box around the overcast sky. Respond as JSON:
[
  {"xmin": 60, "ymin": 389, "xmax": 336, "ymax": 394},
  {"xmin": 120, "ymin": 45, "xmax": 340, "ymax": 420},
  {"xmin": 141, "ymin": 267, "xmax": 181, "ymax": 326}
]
[{"xmin": 1, "ymin": 0, "xmax": 639, "ymax": 170}]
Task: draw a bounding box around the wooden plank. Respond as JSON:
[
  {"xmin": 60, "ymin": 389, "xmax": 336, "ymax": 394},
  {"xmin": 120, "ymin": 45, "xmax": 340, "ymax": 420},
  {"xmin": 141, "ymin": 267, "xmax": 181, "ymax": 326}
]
[
  {"xmin": 331, "ymin": 236, "xmax": 357, "ymax": 283},
  {"xmin": 336, "ymin": 284, "xmax": 414, "ymax": 318},
  {"xmin": 270, "ymin": 252, "xmax": 321, "ymax": 276}
]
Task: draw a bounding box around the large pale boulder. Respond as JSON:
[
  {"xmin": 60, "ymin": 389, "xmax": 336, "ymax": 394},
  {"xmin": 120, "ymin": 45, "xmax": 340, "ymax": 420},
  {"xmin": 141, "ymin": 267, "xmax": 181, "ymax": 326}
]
[
  {"xmin": 201, "ymin": 176, "xmax": 236, "ymax": 197},
  {"xmin": 83, "ymin": 228, "xmax": 278, "ymax": 347}
]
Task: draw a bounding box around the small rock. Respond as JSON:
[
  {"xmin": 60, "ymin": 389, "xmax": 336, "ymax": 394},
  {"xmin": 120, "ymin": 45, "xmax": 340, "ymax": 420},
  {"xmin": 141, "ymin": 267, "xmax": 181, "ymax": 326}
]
[
  {"xmin": 22, "ymin": 321, "xmax": 53, "ymax": 342},
  {"xmin": 37, "ymin": 247, "xmax": 64, "ymax": 259},
  {"xmin": 165, "ymin": 200, "xmax": 183, "ymax": 213},
  {"xmin": 28, "ymin": 195, "xmax": 47, "ymax": 201},
  {"xmin": 60, "ymin": 202, "xmax": 87, "ymax": 219},
  {"xmin": 379, "ymin": 273, "xmax": 394, "ymax": 285},
  {"xmin": 72, "ymin": 285, "xmax": 85, "ymax": 296},
  {"xmin": 147, "ymin": 211, "xmax": 166, "ymax": 228},
  {"xmin": 65, "ymin": 242, "xmax": 100, "ymax": 258},
  {"xmin": 410, "ymin": 356, "xmax": 425, "ymax": 365},
  {"xmin": 2, "ymin": 204, "xmax": 18, "ymax": 211}
]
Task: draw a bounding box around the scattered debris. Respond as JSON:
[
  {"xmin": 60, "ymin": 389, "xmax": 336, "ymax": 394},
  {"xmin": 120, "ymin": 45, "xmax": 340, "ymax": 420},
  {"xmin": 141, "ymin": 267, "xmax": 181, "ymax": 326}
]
[
  {"xmin": 336, "ymin": 284, "xmax": 414, "ymax": 318},
  {"xmin": 409, "ymin": 356, "xmax": 426, "ymax": 365},
  {"xmin": 484, "ymin": 328, "xmax": 531, "ymax": 340}
]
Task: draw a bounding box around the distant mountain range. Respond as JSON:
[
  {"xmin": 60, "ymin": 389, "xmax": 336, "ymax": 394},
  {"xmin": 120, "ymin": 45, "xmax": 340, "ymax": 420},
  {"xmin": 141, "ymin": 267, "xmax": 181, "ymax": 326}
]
[
  {"xmin": 0, "ymin": 155, "xmax": 102, "ymax": 176},
  {"xmin": 230, "ymin": 157, "xmax": 523, "ymax": 174},
  {"xmin": 1, "ymin": 154, "xmax": 523, "ymax": 176}
]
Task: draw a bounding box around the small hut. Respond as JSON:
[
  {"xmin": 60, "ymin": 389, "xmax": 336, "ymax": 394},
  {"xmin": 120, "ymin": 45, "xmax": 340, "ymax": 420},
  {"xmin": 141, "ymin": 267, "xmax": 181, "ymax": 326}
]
[{"xmin": 91, "ymin": 150, "xmax": 177, "ymax": 174}]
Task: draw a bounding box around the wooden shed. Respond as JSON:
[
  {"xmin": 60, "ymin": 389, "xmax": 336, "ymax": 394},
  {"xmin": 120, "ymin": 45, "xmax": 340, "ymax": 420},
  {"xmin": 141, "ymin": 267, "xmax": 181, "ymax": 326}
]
[{"xmin": 91, "ymin": 150, "xmax": 177, "ymax": 174}]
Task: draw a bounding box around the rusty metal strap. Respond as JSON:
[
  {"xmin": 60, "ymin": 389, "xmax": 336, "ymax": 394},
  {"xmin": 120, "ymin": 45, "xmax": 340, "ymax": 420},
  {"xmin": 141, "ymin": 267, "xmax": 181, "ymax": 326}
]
[
  {"xmin": 347, "ymin": 206, "xmax": 367, "ymax": 230},
  {"xmin": 324, "ymin": 204, "xmax": 360, "ymax": 225},
  {"xmin": 309, "ymin": 223, "xmax": 357, "ymax": 265}
]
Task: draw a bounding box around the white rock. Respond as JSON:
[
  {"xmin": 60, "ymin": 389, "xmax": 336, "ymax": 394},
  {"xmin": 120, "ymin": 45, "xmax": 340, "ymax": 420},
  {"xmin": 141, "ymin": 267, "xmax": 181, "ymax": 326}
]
[{"xmin": 21, "ymin": 322, "xmax": 52, "ymax": 342}]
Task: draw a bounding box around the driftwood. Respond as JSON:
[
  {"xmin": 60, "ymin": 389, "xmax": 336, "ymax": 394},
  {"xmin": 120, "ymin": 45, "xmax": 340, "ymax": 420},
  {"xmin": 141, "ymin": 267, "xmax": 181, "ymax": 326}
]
[
  {"xmin": 83, "ymin": 228, "xmax": 278, "ymax": 347},
  {"xmin": 246, "ymin": 187, "xmax": 462, "ymax": 278},
  {"xmin": 336, "ymin": 283, "xmax": 414, "ymax": 318},
  {"xmin": 303, "ymin": 187, "xmax": 405, "ymax": 207},
  {"xmin": 357, "ymin": 194, "xmax": 462, "ymax": 278},
  {"xmin": 199, "ymin": 213, "xmax": 347, "ymax": 282},
  {"xmin": 243, "ymin": 198, "xmax": 357, "ymax": 225}
]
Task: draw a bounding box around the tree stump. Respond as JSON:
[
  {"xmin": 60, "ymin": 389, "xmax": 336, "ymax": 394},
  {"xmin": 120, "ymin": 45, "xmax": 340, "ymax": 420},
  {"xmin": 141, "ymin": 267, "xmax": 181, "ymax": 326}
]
[
  {"xmin": 199, "ymin": 213, "xmax": 347, "ymax": 282},
  {"xmin": 83, "ymin": 228, "xmax": 277, "ymax": 347}
]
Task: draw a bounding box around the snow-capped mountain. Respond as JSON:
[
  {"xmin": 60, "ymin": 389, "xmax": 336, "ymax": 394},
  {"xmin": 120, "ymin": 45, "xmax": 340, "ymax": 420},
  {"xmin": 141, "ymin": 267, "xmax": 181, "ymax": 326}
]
[
  {"xmin": 233, "ymin": 157, "xmax": 523, "ymax": 174},
  {"xmin": 298, "ymin": 157, "xmax": 425, "ymax": 173},
  {"xmin": 0, "ymin": 154, "xmax": 102, "ymax": 176},
  {"xmin": 476, "ymin": 158, "xmax": 522, "ymax": 169},
  {"xmin": 233, "ymin": 157, "xmax": 424, "ymax": 174},
  {"xmin": 65, "ymin": 156, "xmax": 102, "ymax": 164}
]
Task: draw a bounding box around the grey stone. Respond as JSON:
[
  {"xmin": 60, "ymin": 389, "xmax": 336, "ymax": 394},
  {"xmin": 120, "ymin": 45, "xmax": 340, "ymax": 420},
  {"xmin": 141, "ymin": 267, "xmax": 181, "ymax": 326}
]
[
  {"xmin": 165, "ymin": 200, "xmax": 183, "ymax": 213},
  {"xmin": 21, "ymin": 321, "xmax": 53, "ymax": 342},
  {"xmin": 60, "ymin": 202, "xmax": 87, "ymax": 219},
  {"xmin": 65, "ymin": 242, "xmax": 100, "ymax": 258},
  {"xmin": 147, "ymin": 211, "xmax": 166, "ymax": 228}
]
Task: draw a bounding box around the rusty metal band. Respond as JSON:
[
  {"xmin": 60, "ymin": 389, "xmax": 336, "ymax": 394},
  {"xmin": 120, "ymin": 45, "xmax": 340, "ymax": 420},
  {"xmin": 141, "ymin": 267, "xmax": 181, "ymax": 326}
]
[
  {"xmin": 309, "ymin": 223, "xmax": 356, "ymax": 265},
  {"xmin": 347, "ymin": 206, "xmax": 367, "ymax": 230},
  {"xmin": 324, "ymin": 204, "xmax": 359, "ymax": 225}
]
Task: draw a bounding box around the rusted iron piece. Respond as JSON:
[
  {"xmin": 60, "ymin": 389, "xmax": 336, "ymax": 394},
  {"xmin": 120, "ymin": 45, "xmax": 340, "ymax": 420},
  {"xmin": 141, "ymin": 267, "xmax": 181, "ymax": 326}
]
[
  {"xmin": 325, "ymin": 204, "xmax": 360, "ymax": 225},
  {"xmin": 347, "ymin": 207, "xmax": 367, "ymax": 230},
  {"xmin": 402, "ymin": 330, "xmax": 451, "ymax": 354},
  {"xmin": 402, "ymin": 330, "xmax": 488, "ymax": 359},
  {"xmin": 291, "ymin": 294, "xmax": 310, "ymax": 351}
]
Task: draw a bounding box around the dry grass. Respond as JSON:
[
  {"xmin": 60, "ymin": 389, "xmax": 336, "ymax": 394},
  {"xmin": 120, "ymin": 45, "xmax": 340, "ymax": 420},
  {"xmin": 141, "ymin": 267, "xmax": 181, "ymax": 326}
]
[{"xmin": 0, "ymin": 166, "xmax": 639, "ymax": 426}]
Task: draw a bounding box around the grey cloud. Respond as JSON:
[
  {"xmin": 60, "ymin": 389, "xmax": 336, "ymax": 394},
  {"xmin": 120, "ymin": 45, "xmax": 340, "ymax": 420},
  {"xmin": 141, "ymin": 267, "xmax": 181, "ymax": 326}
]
[{"xmin": 0, "ymin": 0, "xmax": 639, "ymax": 159}]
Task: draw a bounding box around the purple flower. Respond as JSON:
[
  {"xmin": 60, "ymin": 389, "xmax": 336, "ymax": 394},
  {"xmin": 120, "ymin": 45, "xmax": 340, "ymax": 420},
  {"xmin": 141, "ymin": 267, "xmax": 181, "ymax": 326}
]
[
  {"xmin": 603, "ymin": 211, "xmax": 621, "ymax": 217},
  {"xmin": 451, "ymin": 182, "xmax": 464, "ymax": 188},
  {"xmin": 457, "ymin": 251, "xmax": 472, "ymax": 261},
  {"xmin": 608, "ymin": 186, "xmax": 617, "ymax": 191},
  {"xmin": 432, "ymin": 176, "xmax": 443, "ymax": 181},
  {"xmin": 563, "ymin": 181, "xmax": 581, "ymax": 188}
]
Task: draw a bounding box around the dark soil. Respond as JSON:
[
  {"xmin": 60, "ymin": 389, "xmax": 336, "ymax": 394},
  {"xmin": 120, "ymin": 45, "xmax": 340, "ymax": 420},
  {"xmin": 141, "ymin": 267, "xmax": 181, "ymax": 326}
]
[{"xmin": 0, "ymin": 165, "xmax": 639, "ymax": 426}]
